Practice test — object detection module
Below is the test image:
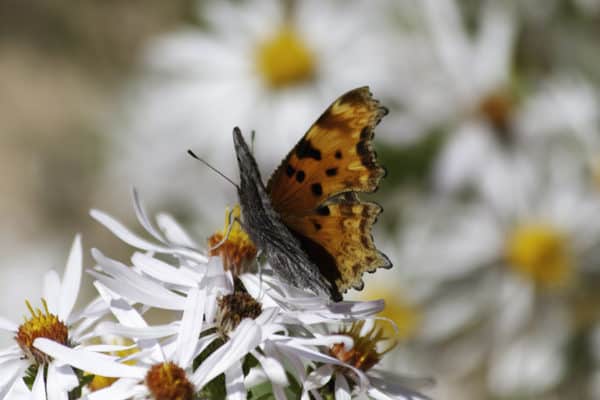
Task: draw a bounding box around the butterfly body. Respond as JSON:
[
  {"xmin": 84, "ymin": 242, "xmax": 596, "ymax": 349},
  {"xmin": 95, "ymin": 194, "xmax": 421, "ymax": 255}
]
[{"xmin": 233, "ymin": 87, "xmax": 391, "ymax": 301}]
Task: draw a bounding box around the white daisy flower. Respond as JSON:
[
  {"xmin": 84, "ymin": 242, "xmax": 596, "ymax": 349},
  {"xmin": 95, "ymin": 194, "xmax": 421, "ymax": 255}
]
[
  {"xmin": 284, "ymin": 318, "xmax": 432, "ymax": 400},
  {"xmin": 0, "ymin": 235, "xmax": 98, "ymax": 398},
  {"xmin": 34, "ymin": 286, "xmax": 209, "ymax": 400},
  {"xmin": 107, "ymin": 0, "xmax": 402, "ymax": 223},
  {"xmin": 395, "ymin": 154, "xmax": 600, "ymax": 397}
]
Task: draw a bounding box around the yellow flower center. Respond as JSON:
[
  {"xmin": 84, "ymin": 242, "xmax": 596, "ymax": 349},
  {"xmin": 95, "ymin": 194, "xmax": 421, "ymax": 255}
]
[
  {"xmin": 145, "ymin": 361, "xmax": 194, "ymax": 400},
  {"xmin": 16, "ymin": 299, "xmax": 68, "ymax": 364},
  {"xmin": 208, "ymin": 205, "xmax": 257, "ymax": 276},
  {"xmin": 505, "ymin": 223, "xmax": 574, "ymax": 289},
  {"xmin": 329, "ymin": 320, "xmax": 396, "ymax": 372},
  {"xmin": 255, "ymin": 25, "xmax": 316, "ymax": 88}
]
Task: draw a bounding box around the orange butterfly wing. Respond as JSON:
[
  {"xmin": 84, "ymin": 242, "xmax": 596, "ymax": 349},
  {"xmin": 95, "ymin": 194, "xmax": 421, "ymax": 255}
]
[{"xmin": 266, "ymin": 87, "xmax": 391, "ymax": 294}]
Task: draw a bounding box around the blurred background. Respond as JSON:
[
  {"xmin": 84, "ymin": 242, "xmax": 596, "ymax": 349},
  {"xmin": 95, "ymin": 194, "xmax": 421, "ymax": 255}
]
[{"xmin": 1, "ymin": 0, "xmax": 600, "ymax": 398}]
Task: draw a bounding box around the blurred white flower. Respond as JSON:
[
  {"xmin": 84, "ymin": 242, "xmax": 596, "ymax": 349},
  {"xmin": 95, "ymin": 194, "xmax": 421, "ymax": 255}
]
[
  {"xmin": 394, "ymin": 153, "xmax": 600, "ymax": 396},
  {"xmin": 106, "ymin": 0, "xmax": 403, "ymax": 224},
  {"xmin": 388, "ymin": 0, "xmax": 515, "ymax": 142},
  {"xmin": 436, "ymin": 75, "xmax": 600, "ymax": 194}
]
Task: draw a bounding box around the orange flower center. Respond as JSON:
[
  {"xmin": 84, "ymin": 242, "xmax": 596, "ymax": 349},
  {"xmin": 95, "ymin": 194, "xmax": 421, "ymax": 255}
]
[
  {"xmin": 208, "ymin": 205, "xmax": 257, "ymax": 276},
  {"xmin": 216, "ymin": 292, "xmax": 262, "ymax": 338},
  {"xmin": 15, "ymin": 299, "xmax": 68, "ymax": 364},
  {"xmin": 145, "ymin": 361, "xmax": 194, "ymax": 400},
  {"xmin": 329, "ymin": 320, "xmax": 396, "ymax": 373}
]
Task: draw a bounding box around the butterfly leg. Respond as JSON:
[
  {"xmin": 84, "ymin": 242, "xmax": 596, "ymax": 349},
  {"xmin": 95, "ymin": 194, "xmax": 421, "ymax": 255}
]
[{"xmin": 208, "ymin": 208, "xmax": 236, "ymax": 252}]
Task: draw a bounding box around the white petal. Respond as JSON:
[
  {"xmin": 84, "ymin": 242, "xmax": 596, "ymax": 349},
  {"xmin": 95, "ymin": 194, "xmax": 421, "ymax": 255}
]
[
  {"xmin": 69, "ymin": 296, "xmax": 108, "ymax": 323},
  {"xmin": 87, "ymin": 379, "xmax": 145, "ymax": 400},
  {"xmin": 34, "ymin": 338, "xmax": 146, "ymax": 379},
  {"xmin": 91, "ymin": 249, "xmax": 186, "ymax": 310},
  {"xmin": 367, "ymin": 387, "xmax": 396, "ymax": 400},
  {"xmin": 90, "ymin": 210, "xmax": 208, "ymax": 264},
  {"xmin": 0, "ymin": 317, "xmax": 17, "ymax": 332},
  {"xmin": 93, "ymin": 283, "xmax": 148, "ymax": 328},
  {"xmin": 254, "ymin": 307, "xmax": 279, "ymax": 327},
  {"xmin": 131, "ymin": 252, "xmax": 201, "ymax": 287},
  {"xmin": 0, "ymin": 358, "xmax": 28, "ymax": 399},
  {"xmin": 45, "ymin": 363, "xmax": 79, "ymax": 400},
  {"xmin": 192, "ymin": 319, "xmax": 262, "ymax": 387},
  {"xmin": 42, "ymin": 270, "xmax": 61, "ymax": 314},
  {"xmin": 83, "ymin": 344, "xmax": 138, "ymax": 353},
  {"xmin": 90, "ymin": 209, "xmax": 165, "ymax": 250},
  {"xmin": 225, "ymin": 363, "xmax": 246, "ymax": 400},
  {"xmin": 368, "ymin": 375, "xmax": 432, "ymax": 400},
  {"xmin": 367, "ymin": 370, "xmax": 434, "ymax": 391},
  {"xmin": 277, "ymin": 335, "xmax": 354, "ymax": 350},
  {"xmin": 0, "ymin": 346, "xmax": 23, "ymax": 363},
  {"xmin": 335, "ymin": 372, "xmax": 352, "ymax": 400},
  {"xmin": 251, "ymin": 350, "xmax": 288, "ymax": 386},
  {"xmin": 304, "ymin": 365, "xmax": 334, "ymax": 391},
  {"xmin": 93, "ymin": 321, "xmax": 179, "ymax": 339},
  {"xmin": 58, "ymin": 235, "xmax": 82, "ymax": 321},
  {"xmin": 175, "ymin": 287, "xmax": 205, "ymax": 368},
  {"xmin": 132, "ymin": 188, "xmax": 167, "ymax": 244},
  {"xmin": 31, "ymin": 367, "xmax": 46, "ymax": 400},
  {"xmin": 266, "ymin": 341, "xmax": 306, "ymax": 383},
  {"xmin": 156, "ymin": 213, "xmax": 198, "ymax": 248}
]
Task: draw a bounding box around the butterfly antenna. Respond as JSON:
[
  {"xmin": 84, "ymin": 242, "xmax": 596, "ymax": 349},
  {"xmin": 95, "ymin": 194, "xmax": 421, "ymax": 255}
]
[{"xmin": 187, "ymin": 150, "xmax": 239, "ymax": 189}]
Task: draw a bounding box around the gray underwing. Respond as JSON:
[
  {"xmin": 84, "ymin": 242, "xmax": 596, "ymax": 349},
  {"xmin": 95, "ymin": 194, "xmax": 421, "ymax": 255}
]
[{"xmin": 232, "ymin": 127, "xmax": 341, "ymax": 301}]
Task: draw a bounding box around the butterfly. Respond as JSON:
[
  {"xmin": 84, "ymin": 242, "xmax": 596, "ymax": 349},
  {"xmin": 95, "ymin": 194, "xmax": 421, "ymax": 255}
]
[{"xmin": 233, "ymin": 87, "xmax": 391, "ymax": 301}]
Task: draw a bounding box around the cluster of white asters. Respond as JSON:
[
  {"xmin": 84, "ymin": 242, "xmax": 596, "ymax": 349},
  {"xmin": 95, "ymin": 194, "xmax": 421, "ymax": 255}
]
[{"xmin": 0, "ymin": 192, "xmax": 430, "ymax": 400}]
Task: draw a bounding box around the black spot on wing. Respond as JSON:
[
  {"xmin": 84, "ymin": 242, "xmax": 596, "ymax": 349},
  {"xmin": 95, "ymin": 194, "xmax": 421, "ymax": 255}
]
[
  {"xmin": 311, "ymin": 183, "xmax": 323, "ymax": 196},
  {"xmin": 325, "ymin": 168, "xmax": 338, "ymax": 177},
  {"xmin": 286, "ymin": 164, "xmax": 296, "ymax": 177},
  {"xmin": 312, "ymin": 220, "xmax": 322, "ymax": 231},
  {"xmin": 335, "ymin": 150, "xmax": 342, "ymax": 159},
  {"xmin": 296, "ymin": 170, "xmax": 306, "ymax": 183},
  {"xmin": 295, "ymin": 138, "xmax": 321, "ymax": 160},
  {"xmin": 316, "ymin": 205, "xmax": 330, "ymax": 216}
]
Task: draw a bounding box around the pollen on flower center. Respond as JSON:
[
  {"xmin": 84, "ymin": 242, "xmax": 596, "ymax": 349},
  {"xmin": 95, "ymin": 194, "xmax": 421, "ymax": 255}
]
[
  {"xmin": 255, "ymin": 25, "xmax": 317, "ymax": 88},
  {"xmin": 330, "ymin": 320, "xmax": 396, "ymax": 373},
  {"xmin": 145, "ymin": 361, "xmax": 194, "ymax": 400},
  {"xmin": 15, "ymin": 299, "xmax": 68, "ymax": 364},
  {"xmin": 216, "ymin": 292, "xmax": 262, "ymax": 338},
  {"xmin": 505, "ymin": 223, "xmax": 574, "ymax": 288},
  {"xmin": 208, "ymin": 205, "xmax": 257, "ymax": 277}
]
